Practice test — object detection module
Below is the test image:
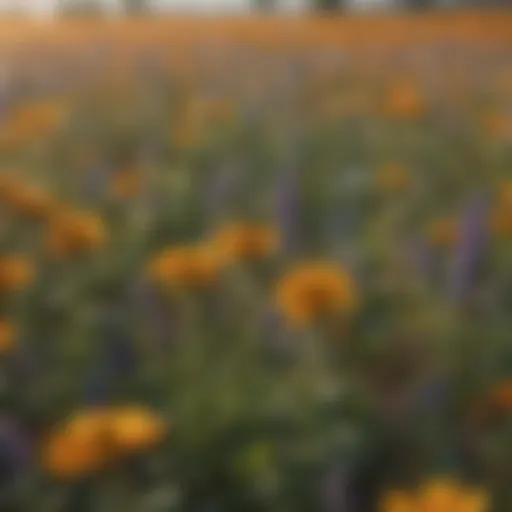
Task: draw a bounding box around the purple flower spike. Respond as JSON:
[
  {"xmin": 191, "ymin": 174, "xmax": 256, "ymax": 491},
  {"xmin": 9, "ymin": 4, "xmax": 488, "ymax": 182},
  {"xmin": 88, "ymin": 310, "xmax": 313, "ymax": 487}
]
[
  {"xmin": 106, "ymin": 333, "xmax": 136, "ymax": 377},
  {"xmin": 129, "ymin": 279, "xmax": 174, "ymax": 345},
  {"xmin": 449, "ymin": 195, "xmax": 490, "ymax": 303},
  {"xmin": 207, "ymin": 164, "xmax": 238, "ymax": 221},
  {"xmin": 415, "ymin": 376, "xmax": 449, "ymax": 412},
  {"xmin": 0, "ymin": 417, "xmax": 32, "ymax": 478},
  {"xmin": 320, "ymin": 465, "xmax": 352, "ymax": 512},
  {"xmin": 275, "ymin": 168, "xmax": 301, "ymax": 254},
  {"xmin": 410, "ymin": 238, "xmax": 436, "ymax": 281},
  {"xmin": 83, "ymin": 370, "xmax": 110, "ymax": 406},
  {"xmin": 82, "ymin": 164, "xmax": 109, "ymax": 203}
]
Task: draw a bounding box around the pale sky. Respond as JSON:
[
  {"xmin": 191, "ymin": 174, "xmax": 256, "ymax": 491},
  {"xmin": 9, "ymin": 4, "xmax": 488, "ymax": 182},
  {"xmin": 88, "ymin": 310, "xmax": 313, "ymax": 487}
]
[
  {"xmin": 0, "ymin": 0, "xmax": 383, "ymax": 15},
  {"xmin": 0, "ymin": 0, "xmax": 294, "ymax": 14}
]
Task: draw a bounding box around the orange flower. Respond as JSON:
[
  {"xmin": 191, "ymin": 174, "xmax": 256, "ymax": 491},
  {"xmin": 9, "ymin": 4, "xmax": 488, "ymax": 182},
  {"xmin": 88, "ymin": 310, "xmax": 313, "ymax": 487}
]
[
  {"xmin": 498, "ymin": 180, "xmax": 512, "ymax": 209},
  {"xmin": 491, "ymin": 181, "xmax": 512, "ymax": 238},
  {"xmin": 110, "ymin": 169, "xmax": 142, "ymax": 199},
  {"xmin": 43, "ymin": 405, "xmax": 167, "ymax": 479},
  {"xmin": 4, "ymin": 184, "xmax": 56, "ymax": 221},
  {"xmin": 172, "ymin": 122, "xmax": 204, "ymax": 150},
  {"xmin": 0, "ymin": 256, "xmax": 35, "ymax": 293},
  {"xmin": 0, "ymin": 175, "xmax": 16, "ymax": 201},
  {"xmin": 421, "ymin": 478, "xmax": 466, "ymax": 511},
  {"xmin": 380, "ymin": 490, "xmax": 417, "ymax": 512},
  {"xmin": 320, "ymin": 90, "xmax": 369, "ymax": 119},
  {"xmin": 380, "ymin": 478, "xmax": 490, "ymax": 512},
  {"xmin": 73, "ymin": 145, "xmax": 100, "ymax": 169},
  {"xmin": 377, "ymin": 163, "xmax": 411, "ymax": 192},
  {"xmin": 482, "ymin": 111, "xmax": 510, "ymax": 140},
  {"xmin": 184, "ymin": 96, "xmax": 234, "ymax": 124},
  {"xmin": 488, "ymin": 380, "xmax": 512, "ymax": 411},
  {"xmin": 458, "ymin": 488, "xmax": 492, "ymax": 512},
  {"xmin": 497, "ymin": 69, "xmax": 512, "ymax": 95},
  {"xmin": 384, "ymin": 82, "xmax": 426, "ymax": 120},
  {"xmin": 0, "ymin": 124, "xmax": 30, "ymax": 151},
  {"xmin": 46, "ymin": 211, "xmax": 107, "ymax": 258},
  {"xmin": 43, "ymin": 409, "xmax": 113, "ymax": 480},
  {"xmin": 108, "ymin": 405, "xmax": 167, "ymax": 454},
  {"xmin": 427, "ymin": 218, "xmax": 460, "ymax": 248},
  {"xmin": 275, "ymin": 262, "xmax": 358, "ymax": 326},
  {"xmin": 148, "ymin": 244, "xmax": 222, "ymax": 289},
  {"xmin": 491, "ymin": 207, "xmax": 512, "ymax": 238},
  {"xmin": 0, "ymin": 321, "xmax": 16, "ymax": 353},
  {"xmin": 11, "ymin": 100, "xmax": 68, "ymax": 138},
  {"xmin": 213, "ymin": 223, "xmax": 279, "ymax": 263},
  {"xmin": 0, "ymin": 100, "xmax": 67, "ymax": 150}
]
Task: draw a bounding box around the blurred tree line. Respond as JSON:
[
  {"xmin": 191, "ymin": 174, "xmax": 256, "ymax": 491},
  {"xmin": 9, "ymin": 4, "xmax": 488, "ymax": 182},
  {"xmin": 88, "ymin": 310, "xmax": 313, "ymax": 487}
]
[
  {"xmin": 58, "ymin": 0, "xmax": 150, "ymax": 17},
  {"xmin": 253, "ymin": 0, "xmax": 512, "ymax": 10},
  {"xmin": 254, "ymin": 0, "xmax": 346, "ymax": 10},
  {"xmin": 56, "ymin": 0, "xmax": 512, "ymax": 16}
]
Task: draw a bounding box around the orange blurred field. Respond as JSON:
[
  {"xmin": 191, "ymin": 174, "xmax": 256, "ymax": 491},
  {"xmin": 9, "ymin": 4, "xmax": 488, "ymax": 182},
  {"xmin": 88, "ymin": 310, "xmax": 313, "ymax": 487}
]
[{"xmin": 0, "ymin": 12, "xmax": 511, "ymax": 52}]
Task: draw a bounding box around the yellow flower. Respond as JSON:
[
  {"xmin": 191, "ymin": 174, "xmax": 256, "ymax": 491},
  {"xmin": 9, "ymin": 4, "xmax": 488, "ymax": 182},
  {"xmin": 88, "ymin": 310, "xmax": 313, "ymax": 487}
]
[
  {"xmin": 427, "ymin": 218, "xmax": 460, "ymax": 248},
  {"xmin": 148, "ymin": 244, "xmax": 222, "ymax": 289},
  {"xmin": 0, "ymin": 256, "xmax": 35, "ymax": 293},
  {"xmin": 46, "ymin": 211, "xmax": 107, "ymax": 258},
  {"xmin": 0, "ymin": 321, "xmax": 16, "ymax": 354},
  {"xmin": 377, "ymin": 164, "xmax": 411, "ymax": 192},
  {"xmin": 380, "ymin": 478, "xmax": 490, "ymax": 512},
  {"xmin": 43, "ymin": 409, "xmax": 113, "ymax": 480},
  {"xmin": 213, "ymin": 223, "xmax": 280, "ymax": 263},
  {"xmin": 108, "ymin": 405, "xmax": 167, "ymax": 454},
  {"xmin": 275, "ymin": 262, "xmax": 358, "ymax": 327}
]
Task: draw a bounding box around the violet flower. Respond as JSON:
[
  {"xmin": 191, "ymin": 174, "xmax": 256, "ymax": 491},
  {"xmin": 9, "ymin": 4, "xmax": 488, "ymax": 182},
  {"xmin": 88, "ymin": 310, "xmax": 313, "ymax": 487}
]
[
  {"xmin": 82, "ymin": 164, "xmax": 109, "ymax": 204},
  {"xmin": 275, "ymin": 167, "xmax": 301, "ymax": 254},
  {"xmin": 83, "ymin": 370, "xmax": 110, "ymax": 406},
  {"xmin": 106, "ymin": 332, "xmax": 136, "ymax": 378},
  {"xmin": 449, "ymin": 195, "xmax": 490, "ymax": 303},
  {"xmin": 320, "ymin": 465, "xmax": 353, "ymax": 512},
  {"xmin": 129, "ymin": 279, "xmax": 174, "ymax": 346},
  {"xmin": 0, "ymin": 417, "xmax": 32, "ymax": 480},
  {"xmin": 207, "ymin": 164, "xmax": 239, "ymax": 221},
  {"xmin": 409, "ymin": 235, "xmax": 438, "ymax": 282}
]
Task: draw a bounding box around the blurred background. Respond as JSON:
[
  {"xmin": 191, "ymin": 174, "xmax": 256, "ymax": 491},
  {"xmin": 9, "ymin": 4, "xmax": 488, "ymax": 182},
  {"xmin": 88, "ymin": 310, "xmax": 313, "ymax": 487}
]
[{"xmin": 0, "ymin": 1, "xmax": 511, "ymax": 512}]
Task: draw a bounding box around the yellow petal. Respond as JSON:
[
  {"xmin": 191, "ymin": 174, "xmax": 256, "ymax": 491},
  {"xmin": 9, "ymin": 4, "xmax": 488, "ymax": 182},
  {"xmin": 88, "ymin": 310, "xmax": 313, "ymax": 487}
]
[
  {"xmin": 458, "ymin": 488, "xmax": 491, "ymax": 512},
  {"xmin": 380, "ymin": 490, "xmax": 417, "ymax": 512},
  {"xmin": 420, "ymin": 478, "xmax": 461, "ymax": 512}
]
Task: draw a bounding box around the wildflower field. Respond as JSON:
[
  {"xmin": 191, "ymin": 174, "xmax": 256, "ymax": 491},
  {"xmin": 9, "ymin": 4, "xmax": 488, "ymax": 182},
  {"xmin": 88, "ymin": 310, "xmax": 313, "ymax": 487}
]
[{"xmin": 1, "ymin": 13, "xmax": 512, "ymax": 512}]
